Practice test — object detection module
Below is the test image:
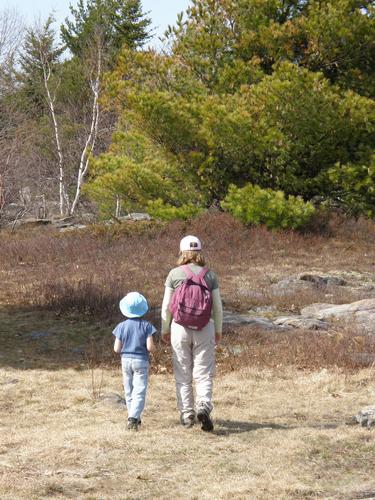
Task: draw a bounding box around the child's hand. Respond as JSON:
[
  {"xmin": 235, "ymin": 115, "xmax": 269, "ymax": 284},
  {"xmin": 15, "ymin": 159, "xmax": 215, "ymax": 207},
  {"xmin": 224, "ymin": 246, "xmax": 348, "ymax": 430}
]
[
  {"xmin": 114, "ymin": 338, "xmax": 122, "ymax": 353},
  {"xmin": 161, "ymin": 333, "xmax": 171, "ymax": 345},
  {"xmin": 215, "ymin": 332, "xmax": 222, "ymax": 345}
]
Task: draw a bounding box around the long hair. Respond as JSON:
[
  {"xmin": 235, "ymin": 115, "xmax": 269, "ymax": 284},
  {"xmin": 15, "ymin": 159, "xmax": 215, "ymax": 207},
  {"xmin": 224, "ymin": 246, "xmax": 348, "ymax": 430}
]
[{"xmin": 177, "ymin": 250, "xmax": 206, "ymax": 266}]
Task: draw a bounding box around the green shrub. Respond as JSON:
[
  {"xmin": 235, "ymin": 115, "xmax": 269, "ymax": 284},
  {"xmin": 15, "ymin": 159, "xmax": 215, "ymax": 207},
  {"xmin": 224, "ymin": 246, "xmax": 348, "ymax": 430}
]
[
  {"xmin": 327, "ymin": 155, "xmax": 375, "ymax": 217},
  {"xmin": 147, "ymin": 199, "xmax": 203, "ymax": 221},
  {"xmin": 221, "ymin": 183, "xmax": 316, "ymax": 230}
]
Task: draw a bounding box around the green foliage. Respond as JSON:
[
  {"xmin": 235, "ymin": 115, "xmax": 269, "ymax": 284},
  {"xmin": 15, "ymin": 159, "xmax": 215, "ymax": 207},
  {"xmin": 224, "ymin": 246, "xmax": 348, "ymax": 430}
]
[
  {"xmin": 83, "ymin": 129, "xmax": 204, "ymax": 218},
  {"xmin": 61, "ymin": 0, "xmax": 152, "ymax": 59},
  {"xmin": 297, "ymin": 0, "xmax": 375, "ymax": 97},
  {"xmin": 222, "ymin": 183, "xmax": 316, "ymax": 230},
  {"xmin": 147, "ymin": 199, "xmax": 203, "ymax": 221},
  {"xmin": 328, "ymin": 155, "xmax": 375, "ymax": 217},
  {"xmin": 111, "ymin": 56, "xmax": 374, "ymax": 202},
  {"xmin": 165, "ymin": 0, "xmax": 375, "ymax": 97},
  {"xmin": 17, "ymin": 16, "xmax": 64, "ymax": 113},
  {"xmin": 97, "ymin": 0, "xmax": 375, "ymax": 217},
  {"xmin": 12, "ymin": 0, "xmax": 372, "ymax": 220}
]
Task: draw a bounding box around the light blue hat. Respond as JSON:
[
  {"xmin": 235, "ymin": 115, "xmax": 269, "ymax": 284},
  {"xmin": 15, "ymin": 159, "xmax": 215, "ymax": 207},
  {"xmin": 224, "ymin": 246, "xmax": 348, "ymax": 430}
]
[{"xmin": 119, "ymin": 292, "xmax": 148, "ymax": 318}]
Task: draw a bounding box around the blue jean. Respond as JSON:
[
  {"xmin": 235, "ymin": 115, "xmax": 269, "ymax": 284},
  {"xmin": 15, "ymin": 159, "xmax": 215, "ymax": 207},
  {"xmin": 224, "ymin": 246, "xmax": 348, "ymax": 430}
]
[{"xmin": 121, "ymin": 357, "xmax": 149, "ymax": 421}]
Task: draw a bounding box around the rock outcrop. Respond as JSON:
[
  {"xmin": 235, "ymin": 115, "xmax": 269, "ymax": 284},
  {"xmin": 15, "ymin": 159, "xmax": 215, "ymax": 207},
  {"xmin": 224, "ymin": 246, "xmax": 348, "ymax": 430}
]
[
  {"xmin": 301, "ymin": 298, "xmax": 375, "ymax": 334},
  {"xmin": 274, "ymin": 316, "xmax": 329, "ymax": 330}
]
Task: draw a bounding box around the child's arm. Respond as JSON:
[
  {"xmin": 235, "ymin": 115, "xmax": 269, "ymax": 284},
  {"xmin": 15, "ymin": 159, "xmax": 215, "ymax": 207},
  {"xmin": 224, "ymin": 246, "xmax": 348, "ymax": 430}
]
[
  {"xmin": 113, "ymin": 338, "xmax": 122, "ymax": 353},
  {"xmin": 146, "ymin": 335, "xmax": 156, "ymax": 353}
]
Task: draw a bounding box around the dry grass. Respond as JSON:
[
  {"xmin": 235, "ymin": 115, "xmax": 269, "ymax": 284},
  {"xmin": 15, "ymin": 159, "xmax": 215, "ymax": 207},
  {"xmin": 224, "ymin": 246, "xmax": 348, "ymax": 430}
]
[
  {"xmin": 0, "ymin": 212, "xmax": 374, "ymax": 319},
  {"xmin": 1, "ymin": 363, "xmax": 375, "ymax": 500},
  {"xmin": 1, "ymin": 212, "xmax": 375, "ymax": 498}
]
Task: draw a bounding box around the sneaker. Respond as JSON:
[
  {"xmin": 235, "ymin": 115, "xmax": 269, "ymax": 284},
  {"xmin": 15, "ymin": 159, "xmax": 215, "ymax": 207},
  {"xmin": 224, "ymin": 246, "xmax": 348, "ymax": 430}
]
[
  {"xmin": 127, "ymin": 417, "xmax": 138, "ymax": 431},
  {"xmin": 180, "ymin": 414, "xmax": 195, "ymax": 428},
  {"xmin": 197, "ymin": 408, "xmax": 214, "ymax": 432}
]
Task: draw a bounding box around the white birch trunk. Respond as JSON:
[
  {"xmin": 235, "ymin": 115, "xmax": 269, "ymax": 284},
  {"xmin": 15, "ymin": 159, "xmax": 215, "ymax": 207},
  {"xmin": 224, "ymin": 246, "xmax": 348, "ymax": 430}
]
[
  {"xmin": 115, "ymin": 195, "xmax": 121, "ymax": 218},
  {"xmin": 69, "ymin": 46, "xmax": 101, "ymax": 215},
  {"xmin": 39, "ymin": 46, "xmax": 69, "ymax": 216}
]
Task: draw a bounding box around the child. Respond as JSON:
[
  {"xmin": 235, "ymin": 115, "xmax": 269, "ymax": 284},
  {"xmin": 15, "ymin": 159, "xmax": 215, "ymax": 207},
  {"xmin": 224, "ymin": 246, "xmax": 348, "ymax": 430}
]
[{"xmin": 113, "ymin": 292, "xmax": 156, "ymax": 431}]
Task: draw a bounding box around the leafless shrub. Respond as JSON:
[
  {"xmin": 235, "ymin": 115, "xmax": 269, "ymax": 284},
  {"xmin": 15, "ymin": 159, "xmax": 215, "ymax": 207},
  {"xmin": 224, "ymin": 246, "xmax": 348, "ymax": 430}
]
[
  {"xmin": 85, "ymin": 336, "xmax": 105, "ymax": 401},
  {"xmin": 0, "ymin": 212, "xmax": 374, "ymax": 322}
]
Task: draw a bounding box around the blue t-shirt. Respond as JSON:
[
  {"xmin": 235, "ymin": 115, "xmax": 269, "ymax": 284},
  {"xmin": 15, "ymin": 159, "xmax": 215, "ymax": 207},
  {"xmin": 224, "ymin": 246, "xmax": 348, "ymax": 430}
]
[{"xmin": 112, "ymin": 318, "xmax": 156, "ymax": 361}]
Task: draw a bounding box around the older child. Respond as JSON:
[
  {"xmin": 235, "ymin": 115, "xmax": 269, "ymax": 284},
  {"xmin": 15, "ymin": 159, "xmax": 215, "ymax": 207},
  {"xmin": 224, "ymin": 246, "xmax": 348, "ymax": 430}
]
[
  {"xmin": 161, "ymin": 236, "xmax": 223, "ymax": 432},
  {"xmin": 113, "ymin": 292, "xmax": 156, "ymax": 431}
]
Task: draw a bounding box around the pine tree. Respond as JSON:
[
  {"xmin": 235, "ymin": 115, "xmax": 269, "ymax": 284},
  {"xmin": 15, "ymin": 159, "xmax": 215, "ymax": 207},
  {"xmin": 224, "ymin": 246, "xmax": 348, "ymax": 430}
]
[
  {"xmin": 18, "ymin": 16, "xmax": 63, "ymax": 112},
  {"xmin": 61, "ymin": 0, "xmax": 152, "ymax": 59}
]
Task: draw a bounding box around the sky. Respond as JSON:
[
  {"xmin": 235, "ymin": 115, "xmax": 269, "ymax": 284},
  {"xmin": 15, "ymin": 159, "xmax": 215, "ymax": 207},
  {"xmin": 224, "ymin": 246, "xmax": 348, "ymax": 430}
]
[{"xmin": 2, "ymin": 0, "xmax": 191, "ymax": 49}]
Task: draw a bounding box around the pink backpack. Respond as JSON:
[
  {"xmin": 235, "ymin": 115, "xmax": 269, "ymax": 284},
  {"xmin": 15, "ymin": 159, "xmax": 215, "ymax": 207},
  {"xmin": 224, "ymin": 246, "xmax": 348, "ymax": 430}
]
[{"xmin": 169, "ymin": 265, "xmax": 212, "ymax": 330}]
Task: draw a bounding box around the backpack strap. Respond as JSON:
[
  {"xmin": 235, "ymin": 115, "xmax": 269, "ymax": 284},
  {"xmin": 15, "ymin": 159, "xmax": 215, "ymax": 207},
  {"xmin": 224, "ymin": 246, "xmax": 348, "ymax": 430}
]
[
  {"xmin": 197, "ymin": 267, "xmax": 209, "ymax": 279},
  {"xmin": 182, "ymin": 264, "xmax": 194, "ymax": 279},
  {"xmin": 182, "ymin": 265, "xmax": 209, "ymax": 280}
]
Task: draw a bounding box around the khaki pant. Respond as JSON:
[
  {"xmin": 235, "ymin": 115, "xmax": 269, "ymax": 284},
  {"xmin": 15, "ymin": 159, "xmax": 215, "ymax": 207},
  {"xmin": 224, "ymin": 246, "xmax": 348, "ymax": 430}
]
[{"xmin": 171, "ymin": 320, "xmax": 216, "ymax": 419}]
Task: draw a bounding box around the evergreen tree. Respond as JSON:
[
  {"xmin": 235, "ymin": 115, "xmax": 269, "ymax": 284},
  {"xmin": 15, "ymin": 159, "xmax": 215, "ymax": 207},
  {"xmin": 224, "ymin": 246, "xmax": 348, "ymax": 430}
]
[
  {"xmin": 61, "ymin": 0, "xmax": 152, "ymax": 59},
  {"xmin": 18, "ymin": 16, "xmax": 63, "ymax": 112}
]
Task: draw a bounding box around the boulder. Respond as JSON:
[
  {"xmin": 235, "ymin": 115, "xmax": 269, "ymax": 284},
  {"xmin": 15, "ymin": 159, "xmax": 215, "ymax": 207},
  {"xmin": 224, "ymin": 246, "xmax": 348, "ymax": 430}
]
[
  {"xmin": 12, "ymin": 218, "xmax": 52, "ymax": 228},
  {"xmin": 271, "ymin": 273, "xmax": 348, "ymax": 296},
  {"xmin": 274, "ymin": 316, "xmax": 329, "ymax": 330},
  {"xmin": 99, "ymin": 392, "xmax": 126, "ymax": 408},
  {"xmin": 117, "ymin": 213, "xmax": 151, "ymax": 221},
  {"xmin": 223, "ymin": 311, "xmax": 285, "ymax": 330},
  {"xmin": 299, "ymin": 274, "xmax": 347, "ymax": 287},
  {"xmin": 353, "ymin": 405, "xmax": 375, "ymax": 428},
  {"xmin": 301, "ymin": 298, "xmax": 375, "ymax": 333},
  {"xmin": 59, "ymin": 224, "xmax": 87, "ymax": 232}
]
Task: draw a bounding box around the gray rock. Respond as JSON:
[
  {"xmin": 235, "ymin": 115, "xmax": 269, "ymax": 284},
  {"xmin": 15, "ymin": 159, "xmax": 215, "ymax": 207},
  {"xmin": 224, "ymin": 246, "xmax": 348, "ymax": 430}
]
[
  {"xmin": 299, "ymin": 274, "xmax": 347, "ymax": 287},
  {"xmin": 271, "ymin": 277, "xmax": 312, "ymax": 295},
  {"xmin": 223, "ymin": 311, "xmax": 284, "ymax": 330},
  {"xmin": 117, "ymin": 213, "xmax": 151, "ymax": 221},
  {"xmin": 249, "ymin": 305, "xmax": 277, "ymax": 314},
  {"xmin": 274, "ymin": 316, "xmax": 329, "ymax": 330},
  {"xmin": 99, "ymin": 392, "xmax": 126, "ymax": 408},
  {"xmin": 228, "ymin": 345, "xmax": 245, "ymax": 356},
  {"xmin": 12, "ymin": 218, "xmax": 52, "ymax": 227},
  {"xmin": 301, "ymin": 298, "xmax": 375, "ymax": 334},
  {"xmin": 238, "ymin": 289, "xmax": 267, "ymax": 300},
  {"xmin": 59, "ymin": 224, "xmax": 87, "ymax": 232},
  {"xmin": 300, "ymin": 303, "xmax": 336, "ymax": 316},
  {"xmin": 1, "ymin": 378, "xmax": 19, "ymax": 385},
  {"xmin": 271, "ymin": 273, "xmax": 347, "ymax": 297},
  {"xmin": 353, "ymin": 406, "xmax": 375, "ymax": 428}
]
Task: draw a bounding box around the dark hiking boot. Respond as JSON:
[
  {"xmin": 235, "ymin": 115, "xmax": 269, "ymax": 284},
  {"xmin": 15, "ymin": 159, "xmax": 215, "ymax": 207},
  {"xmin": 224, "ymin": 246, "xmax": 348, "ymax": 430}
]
[
  {"xmin": 127, "ymin": 417, "xmax": 139, "ymax": 431},
  {"xmin": 197, "ymin": 409, "xmax": 214, "ymax": 432},
  {"xmin": 180, "ymin": 414, "xmax": 195, "ymax": 428}
]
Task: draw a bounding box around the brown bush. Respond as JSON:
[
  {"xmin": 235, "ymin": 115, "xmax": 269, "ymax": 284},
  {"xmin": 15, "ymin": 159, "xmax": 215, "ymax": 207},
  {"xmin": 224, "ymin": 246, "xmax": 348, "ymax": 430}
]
[
  {"xmin": 0, "ymin": 211, "xmax": 374, "ymax": 320},
  {"xmin": 219, "ymin": 325, "xmax": 375, "ymax": 373}
]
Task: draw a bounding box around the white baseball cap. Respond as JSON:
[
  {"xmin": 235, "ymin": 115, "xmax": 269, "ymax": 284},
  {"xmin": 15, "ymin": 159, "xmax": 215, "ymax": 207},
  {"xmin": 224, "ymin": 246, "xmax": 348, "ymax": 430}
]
[{"xmin": 180, "ymin": 235, "xmax": 202, "ymax": 252}]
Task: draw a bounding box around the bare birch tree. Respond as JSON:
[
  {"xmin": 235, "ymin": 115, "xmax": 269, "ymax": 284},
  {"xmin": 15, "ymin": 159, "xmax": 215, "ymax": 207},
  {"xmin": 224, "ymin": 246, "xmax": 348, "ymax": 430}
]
[
  {"xmin": 18, "ymin": 17, "xmax": 70, "ymax": 216},
  {"xmin": 0, "ymin": 8, "xmax": 24, "ymax": 218},
  {"xmin": 0, "ymin": 8, "xmax": 23, "ymax": 68},
  {"xmin": 69, "ymin": 33, "xmax": 102, "ymax": 215},
  {"xmin": 38, "ymin": 40, "xmax": 69, "ymax": 215},
  {"xmin": 33, "ymin": 19, "xmax": 69, "ymax": 215}
]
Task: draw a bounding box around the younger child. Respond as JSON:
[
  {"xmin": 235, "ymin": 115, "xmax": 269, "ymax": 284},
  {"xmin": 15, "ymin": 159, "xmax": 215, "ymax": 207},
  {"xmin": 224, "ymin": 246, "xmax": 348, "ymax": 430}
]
[{"xmin": 113, "ymin": 292, "xmax": 156, "ymax": 431}]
